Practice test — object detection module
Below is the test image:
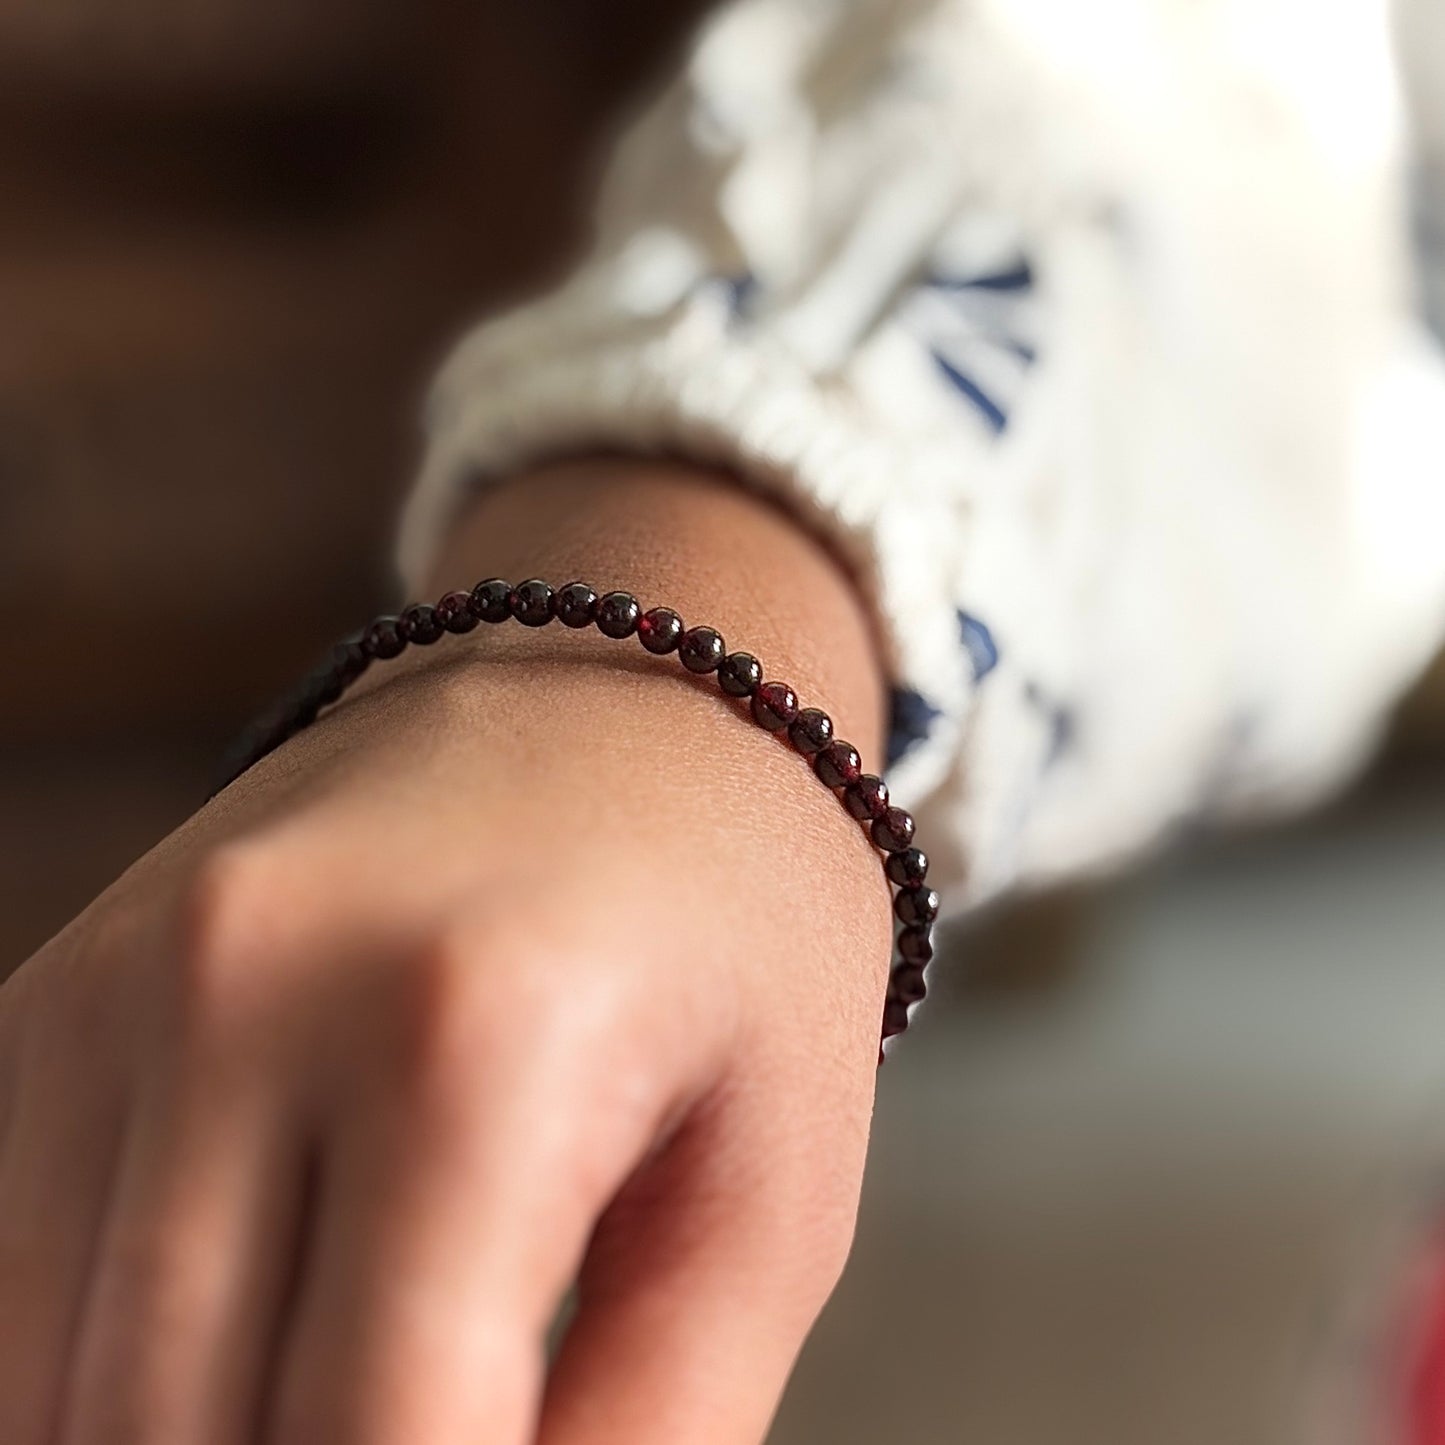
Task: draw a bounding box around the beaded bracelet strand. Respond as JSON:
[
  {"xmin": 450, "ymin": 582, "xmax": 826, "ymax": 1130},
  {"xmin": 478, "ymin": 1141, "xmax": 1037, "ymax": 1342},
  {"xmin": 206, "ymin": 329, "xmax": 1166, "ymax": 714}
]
[{"xmin": 214, "ymin": 579, "xmax": 938, "ymax": 1060}]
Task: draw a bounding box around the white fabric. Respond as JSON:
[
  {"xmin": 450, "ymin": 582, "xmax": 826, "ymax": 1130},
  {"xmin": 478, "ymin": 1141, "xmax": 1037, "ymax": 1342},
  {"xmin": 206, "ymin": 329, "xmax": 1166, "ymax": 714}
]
[{"xmin": 401, "ymin": 0, "xmax": 1445, "ymax": 911}]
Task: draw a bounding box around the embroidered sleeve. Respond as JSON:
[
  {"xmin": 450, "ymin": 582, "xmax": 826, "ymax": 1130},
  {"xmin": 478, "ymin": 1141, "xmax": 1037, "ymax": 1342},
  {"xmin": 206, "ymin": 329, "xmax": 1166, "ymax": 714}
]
[{"xmin": 401, "ymin": 0, "xmax": 1445, "ymax": 910}]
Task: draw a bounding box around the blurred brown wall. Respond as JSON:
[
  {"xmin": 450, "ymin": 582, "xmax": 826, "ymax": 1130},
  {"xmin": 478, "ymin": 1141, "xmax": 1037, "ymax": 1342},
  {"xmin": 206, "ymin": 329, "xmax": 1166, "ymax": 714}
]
[{"xmin": 0, "ymin": 0, "xmax": 708, "ymax": 963}]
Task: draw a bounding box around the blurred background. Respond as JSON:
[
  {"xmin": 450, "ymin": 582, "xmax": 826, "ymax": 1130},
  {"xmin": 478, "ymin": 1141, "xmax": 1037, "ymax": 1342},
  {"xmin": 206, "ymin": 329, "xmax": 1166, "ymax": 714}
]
[{"xmin": 3, "ymin": 3, "xmax": 1445, "ymax": 1441}]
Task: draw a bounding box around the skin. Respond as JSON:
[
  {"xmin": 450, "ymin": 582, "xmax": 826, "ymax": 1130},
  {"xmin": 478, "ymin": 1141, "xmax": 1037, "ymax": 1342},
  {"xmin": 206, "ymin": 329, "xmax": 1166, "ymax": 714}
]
[{"xmin": 0, "ymin": 459, "xmax": 892, "ymax": 1445}]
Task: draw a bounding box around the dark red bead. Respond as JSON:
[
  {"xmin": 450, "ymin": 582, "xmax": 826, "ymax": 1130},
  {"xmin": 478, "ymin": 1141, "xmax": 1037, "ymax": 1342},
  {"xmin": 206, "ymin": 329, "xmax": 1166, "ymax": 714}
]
[
  {"xmin": 331, "ymin": 638, "xmax": 369, "ymax": 683},
  {"xmin": 894, "ymin": 885, "xmax": 939, "ymax": 926},
  {"xmin": 281, "ymin": 700, "xmax": 309, "ymax": 732},
  {"xmin": 718, "ymin": 652, "xmax": 762, "ymax": 697},
  {"xmin": 435, "ymin": 590, "xmax": 479, "ymax": 634},
  {"xmin": 678, "ymin": 627, "xmax": 726, "ymax": 674},
  {"xmin": 897, "ymin": 927, "xmax": 934, "ymax": 965},
  {"xmin": 872, "ymin": 806, "xmax": 916, "ymax": 853},
  {"xmin": 890, "ymin": 964, "xmax": 928, "ymax": 1005},
  {"xmin": 287, "ymin": 700, "xmax": 320, "ymax": 732},
  {"xmin": 313, "ymin": 666, "xmax": 345, "ymax": 706},
  {"xmin": 510, "ymin": 579, "xmax": 555, "ymax": 626},
  {"xmin": 843, "ymin": 774, "xmax": 889, "ymax": 820},
  {"xmin": 595, "ymin": 591, "xmax": 641, "ymax": 638},
  {"xmin": 885, "ymin": 848, "xmax": 929, "ymax": 887},
  {"xmin": 882, "ymin": 1000, "xmax": 911, "ymax": 1038},
  {"xmin": 398, "ymin": 603, "xmax": 444, "ymax": 645},
  {"xmin": 362, "ymin": 616, "xmax": 405, "ymax": 660},
  {"xmin": 789, "ymin": 708, "xmax": 833, "ymax": 754},
  {"xmin": 814, "ymin": 740, "xmax": 861, "ymax": 788},
  {"xmin": 288, "ymin": 672, "xmax": 329, "ymax": 728},
  {"xmin": 751, "ymin": 681, "xmax": 799, "ymax": 731},
  {"xmin": 638, "ymin": 607, "xmax": 684, "ymax": 654},
  {"xmin": 469, "ymin": 578, "xmax": 512, "ymax": 623},
  {"xmin": 553, "ymin": 581, "xmax": 598, "ymax": 628}
]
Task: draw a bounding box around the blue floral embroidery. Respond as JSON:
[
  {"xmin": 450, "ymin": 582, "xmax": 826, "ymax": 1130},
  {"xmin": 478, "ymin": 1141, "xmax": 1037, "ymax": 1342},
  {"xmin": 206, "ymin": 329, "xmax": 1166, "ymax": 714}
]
[
  {"xmin": 724, "ymin": 272, "xmax": 757, "ymax": 319},
  {"xmin": 883, "ymin": 615, "xmax": 998, "ymax": 767},
  {"xmin": 1024, "ymin": 680, "xmax": 1077, "ymax": 767},
  {"xmin": 886, "ymin": 688, "xmax": 942, "ymax": 768},
  {"xmin": 957, "ymin": 610, "xmax": 999, "ymax": 682},
  {"xmin": 926, "ymin": 261, "xmax": 1034, "ymax": 293},
  {"xmin": 930, "ymin": 351, "xmax": 1007, "ymax": 434},
  {"xmin": 1047, "ymin": 708, "xmax": 1077, "ymax": 765},
  {"xmin": 913, "ymin": 254, "xmax": 1038, "ymax": 435}
]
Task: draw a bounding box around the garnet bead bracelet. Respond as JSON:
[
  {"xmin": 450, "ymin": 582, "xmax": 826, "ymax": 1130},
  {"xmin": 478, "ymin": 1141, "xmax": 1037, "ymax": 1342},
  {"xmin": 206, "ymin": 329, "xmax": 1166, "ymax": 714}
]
[{"xmin": 214, "ymin": 579, "xmax": 937, "ymax": 1059}]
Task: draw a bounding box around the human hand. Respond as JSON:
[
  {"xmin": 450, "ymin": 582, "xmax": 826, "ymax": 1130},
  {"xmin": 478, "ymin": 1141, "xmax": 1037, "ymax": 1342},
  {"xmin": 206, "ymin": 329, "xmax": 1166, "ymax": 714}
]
[{"xmin": 0, "ymin": 462, "xmax": 893, "ymax": 1444}]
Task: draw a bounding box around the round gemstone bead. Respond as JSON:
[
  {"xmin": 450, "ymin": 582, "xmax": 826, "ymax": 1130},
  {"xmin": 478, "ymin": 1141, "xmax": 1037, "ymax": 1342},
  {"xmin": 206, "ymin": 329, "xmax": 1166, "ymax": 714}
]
[
  {"xmin": 872, "ymin": 806, "xmax": 916, "ymax": 853},
  {"xmin": 897, "ymin": 927, "xmax": 934, "ymax": 966},
  {"xmin": 814, "ymin": 740, "xmax": 861, "ymax": 788},
  {"xmin": 281, "ymin": 680, "xmax": 315, "ymax": 721},
  {"xmin": 362, "ymin": 615, "xmax": 406, "ymax": 660},
  {"xmin": 882, "ymin": 1000, "xmax": 911, "ymax": 1038},
  {"xmin": 510, "ymin": 579, "xmax": 555, "ymax": 627},
  {"xmin": 678, "ymin": 626, "xmax": 726, "ymax": 674},
  {"xmin": 287, "ymin": 699, "xmax": 320, "ymax": 732},
  {"xmin": 435, "ymin": 590, "xmax": 479, "ymax": 634},
  {"xmin": 314, "ymin": 666, "xmax": 345, "ymax": 706},
  {"xmin": 890, "ymin": 964, "xmax": 928, "ymax": 1006},
  {"xmin": 885, "ymin": 848, "xmax": 929, "ymax": 888},
  {"xmin": 468, "ymin": 578, "xmax": 512, "ymax": 623},
  {"xmin": 638, "ymin": 607, "xmax": 684, "ymax": 654},
  {"xmin": 718, "ymin": 652, "xmax": 762, "ymax": 697},
  {"xmin": 595, "ymin": 591, "xmax": 641, "ymax": 638},
  {"xmin": 553, "ymin": 581, "xmax": 598, "ymax": 628},
  {"xmin": 288, "ymin": 672, "xmax": 330, "ymax": 728},
  {"xmin": 843, "ymin": 774, "xmax": 889, "ymax": 821},
  {"xmin": 398, "ymin": 603, "xmax": 444, "ymax": 645},
  {"xmin": 331, "ymin": 638, "xmax": 369, "ymax": 684},
  {"xmin": 243, "ymin": 714, "xmax": 286, "ymax": 762},
  {"xmin": 789, "ymin": 708, "xmax": 834, "ymax": 754},
  {"xmin": 894, "ymin": 884, "xmax": 939, "ymax": 926},
  {"xmin": 751, "ymin": 681, "xmax": 799, "ymax": 731}
]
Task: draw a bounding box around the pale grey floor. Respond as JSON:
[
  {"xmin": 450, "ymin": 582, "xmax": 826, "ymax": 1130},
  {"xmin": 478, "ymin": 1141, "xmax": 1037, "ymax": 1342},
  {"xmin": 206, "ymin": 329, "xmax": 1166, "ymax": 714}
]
[{"xmin": 773, "ymin": 768, "xmax": 1445, "ymax": 1445}]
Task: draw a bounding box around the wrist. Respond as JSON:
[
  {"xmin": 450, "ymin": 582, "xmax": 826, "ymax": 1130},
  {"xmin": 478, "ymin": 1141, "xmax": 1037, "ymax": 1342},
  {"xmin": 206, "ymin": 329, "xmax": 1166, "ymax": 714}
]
[
  {"xmin": 206, "ymin": 456, "xmax": 919, "ymax": 1051},
  {"xmin": 408, "ymin": 458, "xmax": 887, "ymax": 761}
]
